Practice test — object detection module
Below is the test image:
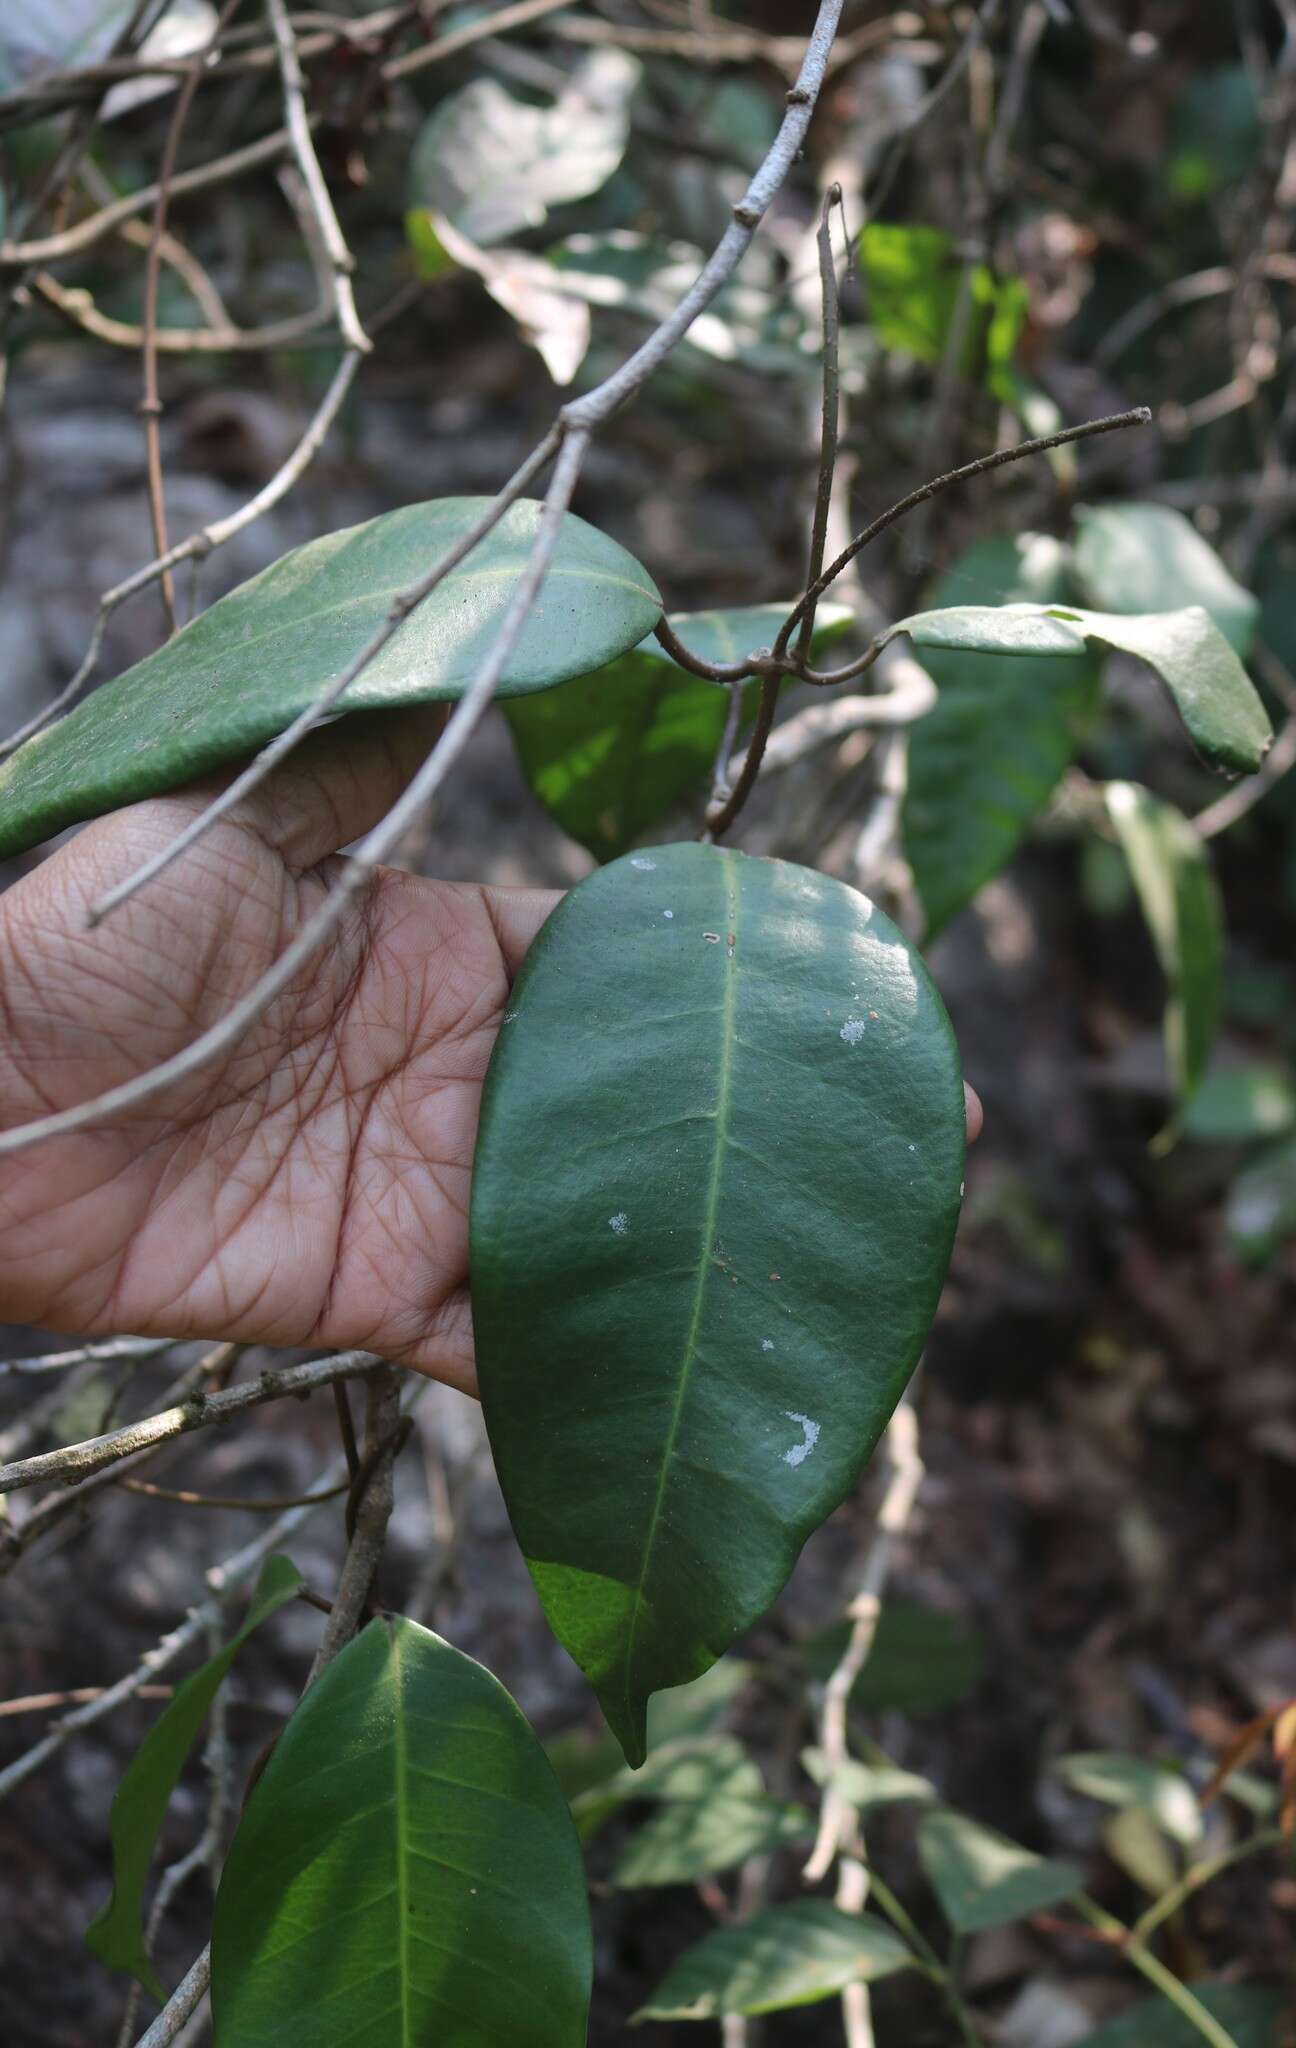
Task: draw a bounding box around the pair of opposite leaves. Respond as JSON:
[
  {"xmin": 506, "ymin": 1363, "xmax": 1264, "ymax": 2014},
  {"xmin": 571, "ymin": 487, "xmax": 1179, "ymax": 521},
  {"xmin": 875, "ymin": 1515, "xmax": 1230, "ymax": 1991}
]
[{"xmin": 0, "ymin": 497, "xmax": 967, "ymax": 1757}]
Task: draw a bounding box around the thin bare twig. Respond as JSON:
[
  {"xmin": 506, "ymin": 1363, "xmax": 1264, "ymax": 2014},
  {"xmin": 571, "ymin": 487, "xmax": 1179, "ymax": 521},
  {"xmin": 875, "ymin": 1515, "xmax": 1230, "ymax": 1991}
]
[
  {"xmin": 265, "ymin": 0, "xmax": 370, "ymax": 355},
  {"xmin": 0, "ymin": 348, "xmax": 361, "ymax": 761},
  {"xmin": 0, "ymin": 1352, "xmax": 386, "ymax": 1495},
  {"xmin": 140, "ymin": 2, "xmax": 238, "ymax": 634},
  {"xmin": 803, "ymin": 1399, "xmax": 925, "ymax": 1886},
  {"xmin": 0, "ymin": 0, "xmax": 848, "ymax": 1159}
]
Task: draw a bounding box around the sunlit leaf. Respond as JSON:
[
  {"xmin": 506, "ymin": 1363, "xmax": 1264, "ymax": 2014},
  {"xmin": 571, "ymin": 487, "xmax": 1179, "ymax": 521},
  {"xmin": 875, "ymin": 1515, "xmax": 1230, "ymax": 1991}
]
[
  {"xmin": 899, "ymin": 600, "xmax": 1271, "ymax": 776},
  {"xmin": 1106, "ymin": 782, "xmax": 1223, "ymax": 1103},
  {"xmin": 210, "ymin": 1618, "xmax": 591, "ymax": 2048},
  {"xmin": 858, "ymin": 223, "xmax": 1029, "ymax": 397},
  {"xmin": 472, "ymin": 844, "xmax": 966, "ymax": 1766},
  {"xmin": 407, "ymin": 52, "xmax": 638, "ymax": 247},
  {"xmin": 422, "ymin": 213, "xmax": 592, "ymax": 385},
  {"xmin": 0, "ymin": 499, "xmax": 662, "ymax": 859},
  {"xmin": 1226, "ymin": 1135, "xmax": 1296, "ymax": 1265},
  {"xmin": 1055, "ymin": 1752, "xmax": 1202, "ymax": 1846},
  {"xmin": 901, "ymin": 535, "xmax": 1100, "ymax": 934},
  {"xmin": 1072, "ymin": 503, "xmax": 1258, "ymax": 656},
  {"xmin": 801, "ymin": 1749, "xmax": 935, "ymax": 1810},
  {"xmin": 634, "ymin": 1902, "xmax": 912, "ymax": 2021},
  {"xmin": 1182, "ymin": 1065, "xmax": 1296, "ymax": 1143},
  {"xmin": 918, "ymin": 1810, "xmax": 1082, "ymax": 1933},
  {"xmin": 547, "ymin": 1661, "xmax": 752, "ymax": 1816},
  {"xmin": 506, "ymin": 602, "xmax": 851, "ymax": 861},
  {"xmin": 86, "ymin": 1556, "xmax": 303, "ymax": 1997}
]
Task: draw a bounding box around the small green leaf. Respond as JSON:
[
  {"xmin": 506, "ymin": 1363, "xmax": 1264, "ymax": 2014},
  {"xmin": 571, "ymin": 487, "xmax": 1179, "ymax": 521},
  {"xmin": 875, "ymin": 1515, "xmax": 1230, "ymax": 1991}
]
[
  {"xmin": 506, "ymin": 603, "xmax": 851, "ymax": 861},
  {"xmin": 901, "ymin": 535, "xmax": 1100, "ymax": 935},
  {"xmin": 86, "ymin": 1556, "xmax": 303, "ymax": 1997},
  {"xmin": 1183, "ymin": 1064, "xmax": 1296, "ymax": 1143},
  {"xmin": 918, "ymin": 1810, "xmax": 1082, "ymax": 1934},
  {"xmin": 1073, "ymin": 1984, "xmax": 1283, "ymax": 2048},
  {"xmin": 1054, "ymin": 1752, "xmax": 1202, "ymax": 1846},
  {"xmin": 1072, "ymin": 503, "xmax": 1259, "ymax": 656},
  {"xmin": 1105, "ymin": 782, "xmax": 1223, "ymax": 1103},
  {"xmin": 801, "ymin": 1749, "xmax": 935, "ymax": 1810},
  {"xmin": 573, "ymin": 1732, "xmax": 754, "ymax": 1842},
  {"xmin": 899, "ymin": 599, "xmax": 1271, "ymax": 776},
  {"xmin": 546, "ymin": 1660, "xmax": 751, "ymax": 1812},
  {"xmin": 0, "ymin": 499, "xmax": 663, "ymax": 860},
  {"xmin": 472, "ymin": 844, "xmax": 965, "ymax": 1766},
  {"xmin": 634, "ymin": 1901, "xmax": 913, "ymax": 2021},
  {"xmin": 858, "ymin": 223, "xmax": 1029, "ymax": 395},
  {"xmin": 407, "ymin": 52, "xmax": 638, "ymax": 247},
  {"xmin": 799, "ymin": 1601, "xmax": 984, "ymax": 1713},
  {"xmin": 210, "ymin": 1617, "xmax": 591, "ymax": 2048},
  {"xmin": 1226, "ymin": 1135, "xmax": 1296, "ymax": 1265},
  {"xmin": 612, "ymin": 1743, "xmax": 811, "ymax": 1887}
]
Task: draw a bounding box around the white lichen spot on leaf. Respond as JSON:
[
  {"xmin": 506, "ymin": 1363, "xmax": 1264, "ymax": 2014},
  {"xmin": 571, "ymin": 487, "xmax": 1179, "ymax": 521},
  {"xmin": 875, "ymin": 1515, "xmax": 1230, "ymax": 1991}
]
[
  {"xmin": 782, "ymin": 1411, "xmax": 820, "ymax": 1467},
  {"xmin": 608, "ymin": 1212, "xmax": 629, "ymax": 1235},
  {"xmin": 839, "ymin": 1017, "xmax": 866, "ymax": 1045}
]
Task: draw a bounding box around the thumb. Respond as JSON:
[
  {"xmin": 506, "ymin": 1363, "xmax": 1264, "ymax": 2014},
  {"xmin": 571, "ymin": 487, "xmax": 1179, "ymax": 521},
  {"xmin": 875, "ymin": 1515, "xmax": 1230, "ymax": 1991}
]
[{"xmin": 213, "ymin": 704, "xmax": 448, "ymax": 871}]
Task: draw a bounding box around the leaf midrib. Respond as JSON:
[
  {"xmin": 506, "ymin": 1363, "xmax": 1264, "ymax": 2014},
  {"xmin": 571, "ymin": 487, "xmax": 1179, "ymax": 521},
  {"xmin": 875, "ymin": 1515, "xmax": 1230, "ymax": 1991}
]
[
  {"xmin": 117, "ymin": 560, "xmax": 659, "ymax": 695},
  {"xmin": 391, "ymin": 1624, "xmax": 412, "ymax": 2048},
  {"xmin": 620, "ymin": 851, "xmax": 740, "ymax": 1727}
]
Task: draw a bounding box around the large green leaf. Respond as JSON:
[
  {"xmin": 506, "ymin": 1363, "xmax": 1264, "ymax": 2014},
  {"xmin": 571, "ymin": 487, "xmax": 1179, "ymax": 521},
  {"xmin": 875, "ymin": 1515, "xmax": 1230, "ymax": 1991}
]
[
  {"xmin": 634, "ymin": 1901, "xmax": 913, "ymax": 2022},
  {"xmin": 86, "ymin": 1556, "xmax": 303, "ymax": 1998},
  {"xmin": 472, "ymin": 843, "xmax": 965, "ymax": 1766},
  {"xmin": 918, "ymin": 1810, "xmax": 1082, "ymax": 1934},
  {"xmin": 506, "ymin": 602, "xmax": 852, "ymax": 862},
  {"xmin": 1073, "ymin": 503, "xmax": 1259, "ymax": 655},
  {"xmin": 901, "ymin": 535, "xmax": 1101, "ymax": 935},
  {"xmin": 1074, "ymin": 1984, "xmax": 1283, "ymax": 2048},
  {"xmin": 407, "ymin": 52, "xmax": 638, "ymax": 247},
  {"xmin": 210, "ymin": 1617, "xmax": 590, "ymax": 2048},
  {"xmin": 1105, "ymin": 782, "xmax": 1223, "ymax": 1103},
  {"xmin": 0, "ymin": 499, "xmax": 662, "ymax": 860},
  {"xmin": 899, "ymin": 601, "xmax": 1272, "ymax": 776}
]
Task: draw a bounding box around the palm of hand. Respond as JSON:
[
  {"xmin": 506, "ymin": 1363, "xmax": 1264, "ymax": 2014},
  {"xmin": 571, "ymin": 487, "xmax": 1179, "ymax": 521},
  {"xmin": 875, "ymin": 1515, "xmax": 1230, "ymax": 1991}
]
[{"xmin": 0, "ymin": 717, "xmax": 554, "ymax": 1395}]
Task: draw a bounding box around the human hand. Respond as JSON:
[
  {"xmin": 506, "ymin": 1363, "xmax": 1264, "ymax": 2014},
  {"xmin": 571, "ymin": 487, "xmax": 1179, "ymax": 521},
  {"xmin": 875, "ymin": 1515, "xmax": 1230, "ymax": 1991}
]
[{"xmin": 0, "ymin": 716, "xmax": 981, "ymax": 1395}]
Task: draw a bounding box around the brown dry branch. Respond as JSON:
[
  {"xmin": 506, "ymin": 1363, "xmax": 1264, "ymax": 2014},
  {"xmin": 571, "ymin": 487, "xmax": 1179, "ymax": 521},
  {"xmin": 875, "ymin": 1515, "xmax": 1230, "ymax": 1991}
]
[
  {"xmin": 0, "ymin": 0, "xmax": 849, "ymax": 1161},
  {"xmin": 0, "ymin": 1351, "xmax": 387, "ymax": 1495}
]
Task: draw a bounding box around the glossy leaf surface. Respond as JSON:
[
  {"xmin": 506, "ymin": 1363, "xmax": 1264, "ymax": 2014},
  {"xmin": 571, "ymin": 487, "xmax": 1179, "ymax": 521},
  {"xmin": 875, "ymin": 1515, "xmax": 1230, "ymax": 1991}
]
[
  {"xmin": 506, "ymin": 603, "xmax": 851, "ymax": 862},
  {"xmin": 472, "ymin": 843, "xmax": 965, "ymax": 1765},
  {"xmin": 86, "ymin": 1556, "xmax": 302, "ymax": 1997},
  {"xmin": 1106, "ymin": 782, "xmax": 1223, "ymax": 1102},
  {"xmin": 900, "ymin": 601, "xmax": 1272, "ymax": 775},
  {"xmin": 634, "ymin": 1901, "xmax": 912, "ymax": 2021},
  {"xmin": 210, "ymin": 1617, "xmax": 591, "ymax": 2048},
  {"xmin": 1073, "ymin": 1984, "xmax": 1283, "ymax": 2048},
  {"xmin": 1072, "ymin": 502, "xmax": 1258, "ymax": 655},
  {"xmin": 0, "ymin": 499, "xmax": 662, "ymax": 859},
  {"xmin": 902, "ymin": 536, "xmax": 1100, "ymax": 934},
  {"xmin": 918, "ymin": 1810, "xmax": 1082, "ymax": 1934}
]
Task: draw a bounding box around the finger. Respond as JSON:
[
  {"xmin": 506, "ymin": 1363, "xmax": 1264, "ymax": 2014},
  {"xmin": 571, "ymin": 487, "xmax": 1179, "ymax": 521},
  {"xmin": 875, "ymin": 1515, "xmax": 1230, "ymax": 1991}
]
[
  {"xmin": 965, "ymin": 1081, "xmax": 983, "ymax": 1146},
  {"xmin": 214, "ymin": 705, "xmax": 448, "ymax": 871}
]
